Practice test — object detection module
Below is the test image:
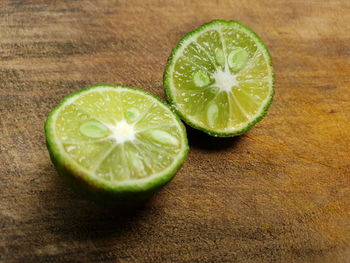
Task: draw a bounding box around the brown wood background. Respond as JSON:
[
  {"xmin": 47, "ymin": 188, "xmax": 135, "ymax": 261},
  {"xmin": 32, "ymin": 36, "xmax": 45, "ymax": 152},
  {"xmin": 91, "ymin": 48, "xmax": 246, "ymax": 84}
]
[{"xmin": 1, "ymin": 0, "xmax": 350, "ymax": 262}]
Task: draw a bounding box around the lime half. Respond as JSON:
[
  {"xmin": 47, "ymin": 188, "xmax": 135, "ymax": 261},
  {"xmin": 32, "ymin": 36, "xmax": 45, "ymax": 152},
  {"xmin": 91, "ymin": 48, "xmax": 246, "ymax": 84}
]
[
  {"xmin": 164, "ymin": 20, "xmax": 274, "ymax": 137},
  {"xmin": 45, "ymin": 85, "xmax": 188, "ymax": 204}
]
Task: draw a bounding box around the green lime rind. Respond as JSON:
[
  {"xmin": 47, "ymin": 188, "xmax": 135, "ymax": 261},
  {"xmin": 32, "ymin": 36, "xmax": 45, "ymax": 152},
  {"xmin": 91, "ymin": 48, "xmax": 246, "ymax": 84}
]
[
  {"xmin": 45, "ymin": 84, "xmax": 189, "ymax": 205},
  {"xmin": 163, "ymin": 19, "xmax": 275, "ymax": 137}
]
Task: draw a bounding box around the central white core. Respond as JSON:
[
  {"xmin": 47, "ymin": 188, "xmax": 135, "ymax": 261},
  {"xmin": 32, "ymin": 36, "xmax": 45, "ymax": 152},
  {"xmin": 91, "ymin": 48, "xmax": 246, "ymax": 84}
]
[
  {"xmin": 111, "ymin": 120, "xmax": 136, "ymax": 144},
  {"xmin": 212, "ymin": 69, "xmax": 238, "ymax": 92}
]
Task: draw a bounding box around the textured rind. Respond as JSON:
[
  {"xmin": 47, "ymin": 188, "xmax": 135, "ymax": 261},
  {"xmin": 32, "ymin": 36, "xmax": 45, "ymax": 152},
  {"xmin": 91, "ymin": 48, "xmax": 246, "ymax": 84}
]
[
  {"xmin": 163, "ymin": 20, "xmax": 275, "ymax": 137},
  {"xmin": 44, "ymin": 84, "xmax": 189, "ymax": 205}
]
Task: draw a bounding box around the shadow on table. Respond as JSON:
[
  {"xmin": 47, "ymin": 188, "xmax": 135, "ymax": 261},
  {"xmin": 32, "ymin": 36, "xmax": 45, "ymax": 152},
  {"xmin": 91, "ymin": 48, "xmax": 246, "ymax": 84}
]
[
  {"xmin": 185, "ymin": 124, "xmax": 242, "ymax": 151},
  {"xmin": 38, "ymin": 165, "xmax": 152, "ymax": 241},
  {"xmin": 38, "ymin": 126, "xmax": 242, "ymax": 242}
]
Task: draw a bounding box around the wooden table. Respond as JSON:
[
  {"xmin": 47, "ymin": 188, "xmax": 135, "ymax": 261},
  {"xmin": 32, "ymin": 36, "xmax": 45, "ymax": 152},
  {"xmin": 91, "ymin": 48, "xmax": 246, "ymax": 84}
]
[{"xmin": 1, "ymin": 0, "xmax": 350, "ymax": 262}]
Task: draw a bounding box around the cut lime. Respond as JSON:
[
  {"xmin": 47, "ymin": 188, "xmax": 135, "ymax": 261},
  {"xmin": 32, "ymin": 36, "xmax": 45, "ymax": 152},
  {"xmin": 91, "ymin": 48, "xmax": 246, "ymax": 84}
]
[
  {"xmin": 45, "ymin": 85, "xmax": 189, "ymax": 205},
  {"xmin": 164, "ymin": 20, "xmax": 274, "ymax": 137}
]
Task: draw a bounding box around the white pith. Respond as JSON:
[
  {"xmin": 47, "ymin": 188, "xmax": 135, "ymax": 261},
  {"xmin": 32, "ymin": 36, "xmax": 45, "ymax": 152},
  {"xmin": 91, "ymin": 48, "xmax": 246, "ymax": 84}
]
[
  {"xmin": 106, "ymin": 120, "xmax": 136, "ymax": 144},
  {"xmin": 212, "ymin": 68, "xmax": 238, "ymax": 92}
]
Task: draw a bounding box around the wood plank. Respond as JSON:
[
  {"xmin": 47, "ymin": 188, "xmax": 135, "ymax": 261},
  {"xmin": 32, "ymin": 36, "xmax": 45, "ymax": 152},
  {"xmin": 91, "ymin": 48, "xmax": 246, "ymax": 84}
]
[{"xmin": 1, "ymin": 0, "xmax": 350, "ymax": 262}]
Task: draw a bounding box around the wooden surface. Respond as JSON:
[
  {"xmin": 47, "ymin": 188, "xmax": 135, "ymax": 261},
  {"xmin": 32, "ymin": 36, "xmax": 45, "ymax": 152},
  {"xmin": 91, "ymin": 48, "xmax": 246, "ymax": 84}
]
[{"xmin": 1, "ymin": 0, "xmax": 350, "ymax": 262}]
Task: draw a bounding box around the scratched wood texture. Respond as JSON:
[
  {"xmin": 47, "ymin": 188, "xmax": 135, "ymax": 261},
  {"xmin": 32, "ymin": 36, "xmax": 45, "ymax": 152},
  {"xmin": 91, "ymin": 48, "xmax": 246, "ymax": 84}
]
[{"xmin": 1, "ymin": 0, "xmax": 350, "ymax": 262}]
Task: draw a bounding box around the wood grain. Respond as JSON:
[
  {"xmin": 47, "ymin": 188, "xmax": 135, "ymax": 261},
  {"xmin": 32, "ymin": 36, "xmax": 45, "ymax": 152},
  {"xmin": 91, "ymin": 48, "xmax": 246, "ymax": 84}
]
[{"xmin": 1, "ymin": 0, "xmax": 350, "ymax": 262}]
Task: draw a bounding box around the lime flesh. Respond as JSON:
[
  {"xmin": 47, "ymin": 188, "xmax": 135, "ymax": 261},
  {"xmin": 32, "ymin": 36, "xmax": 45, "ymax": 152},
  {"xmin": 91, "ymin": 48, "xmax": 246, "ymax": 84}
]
[
  {"xmin": 164, "ymin": 20, "xmax": 274, "ymax": 137},
  {"xmin": 45, "ymin": 85, "xmax": 188, "ymax": 204}
]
